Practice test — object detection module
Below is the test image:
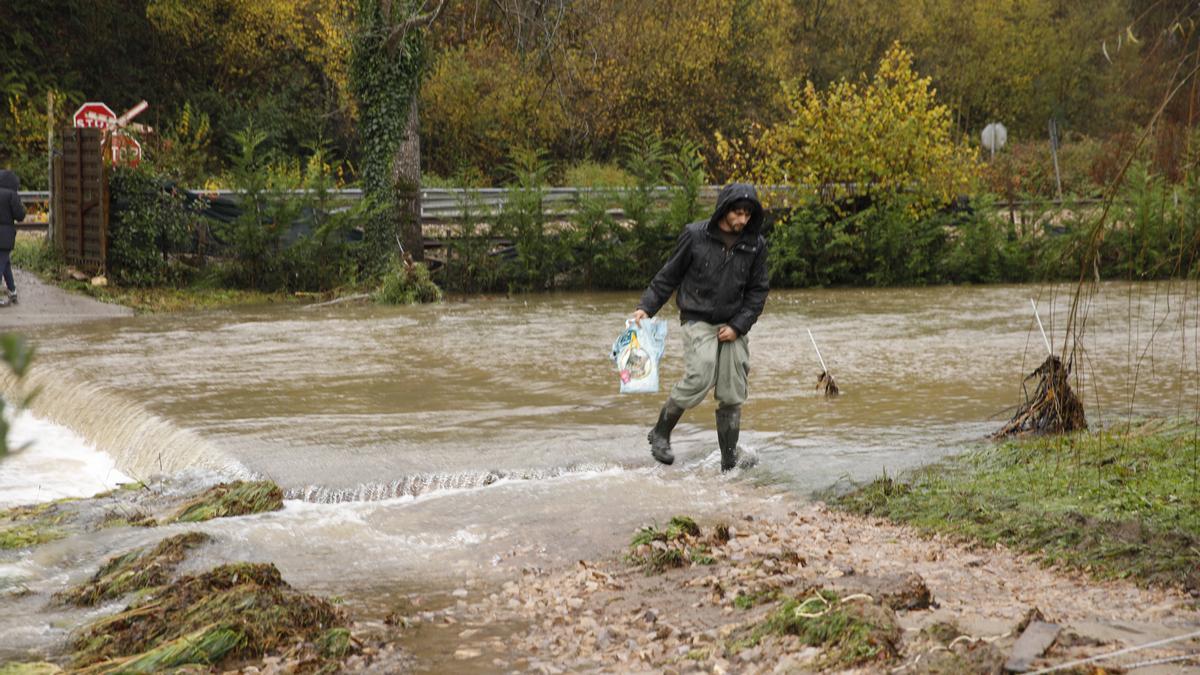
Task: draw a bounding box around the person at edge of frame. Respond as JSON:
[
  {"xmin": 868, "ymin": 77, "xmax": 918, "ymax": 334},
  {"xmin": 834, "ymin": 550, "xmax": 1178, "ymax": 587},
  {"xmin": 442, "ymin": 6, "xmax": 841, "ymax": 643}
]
[
  {"xmin": 0, "ymin": 169, "xmax": 25, "ymax": 307},
  {"xmin": 631, "ymin": 182, "xmax": 769, "ymax": 472}
]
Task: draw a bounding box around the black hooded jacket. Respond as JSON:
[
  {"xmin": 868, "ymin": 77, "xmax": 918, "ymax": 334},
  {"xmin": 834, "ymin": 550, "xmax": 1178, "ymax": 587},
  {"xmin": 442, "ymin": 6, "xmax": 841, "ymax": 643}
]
[
  {"xmin": 0, "ymin": 170, "xmax": 25, "ymax": 251},
  {"xmin": 637, "ymin": 183, "xmax": 769, "ymax": 336}
]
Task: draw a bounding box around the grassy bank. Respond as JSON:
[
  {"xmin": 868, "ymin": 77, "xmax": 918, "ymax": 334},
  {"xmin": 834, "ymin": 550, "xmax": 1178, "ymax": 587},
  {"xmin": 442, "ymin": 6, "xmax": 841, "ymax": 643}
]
[
  {"xmin": 12, "ymin": 235, "xmax": 301, "ymax": 313},
  {"xmin": 833, "ymin": 419, "xmax": 1200, "ymax": 591},
  {"xmin": 70, "ymin": 283, "xmax": 294, "ymax": 313}
]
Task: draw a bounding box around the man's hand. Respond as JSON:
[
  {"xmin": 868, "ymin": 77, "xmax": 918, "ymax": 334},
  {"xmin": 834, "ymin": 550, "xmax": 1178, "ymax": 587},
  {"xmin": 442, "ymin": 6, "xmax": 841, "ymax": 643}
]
[
  {"xmin": 718, "ymin": 325, "xmax": 739, "ymax": 342},
  {"xmin": 632, "ymin": 309, "xmax": 649, "ymax": 325}
]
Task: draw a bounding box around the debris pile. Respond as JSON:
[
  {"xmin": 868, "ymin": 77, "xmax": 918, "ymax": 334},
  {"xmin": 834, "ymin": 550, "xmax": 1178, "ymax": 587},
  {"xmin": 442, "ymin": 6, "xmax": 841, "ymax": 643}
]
[
  {"xmin": 169, "ymin": 480, "xmax": 284, "ymax": 523},
  {"xmin": 58, "ymin": 532, "xmax": 211, "ymax": 606},
  {"xmin": 626, "ymin": 516, "xmax": 718, "ymax": 573},
  {"xmin": 70, "ymin": 562, "xmax": 349, "ymax": 673},
  {"xmin": 816, "ymin": 370, "xmax": 840, "ymax": 397},
  {"xmin": 994, "ymin": 355, "xmax": 1087, "ymax": 438}
]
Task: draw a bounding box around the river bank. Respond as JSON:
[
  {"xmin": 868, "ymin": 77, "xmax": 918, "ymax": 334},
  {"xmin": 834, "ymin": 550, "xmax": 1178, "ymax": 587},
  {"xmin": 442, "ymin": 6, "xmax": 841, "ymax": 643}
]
[
  {"xmin": 381, "ymin": 422, "xmax": 1200, "ymax": 672},
  {"xmin": 3, "ymin": 275, "xmax": 1199, "ymax": 671},
  {"xmin": 7, "ymin": 236, "xmax": 300, "ymax": 316},
  {"xmin": 2, "ymin": 465, "xmax": 1197, "ymax": 673},
  {"xmin": 389, "ymin": 500, "xmax": 1199, "ymax": 674},
  {"xmin": 834, "ymin": 420, "xmax": 1200, "ymax": 594}
]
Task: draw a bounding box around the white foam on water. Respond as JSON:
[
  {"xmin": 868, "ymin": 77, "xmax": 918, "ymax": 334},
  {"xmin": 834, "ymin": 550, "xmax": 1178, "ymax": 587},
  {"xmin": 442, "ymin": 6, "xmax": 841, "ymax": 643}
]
[{"xmin": 0, "ymin": 409, "xmax": 132, "ymax": 507}]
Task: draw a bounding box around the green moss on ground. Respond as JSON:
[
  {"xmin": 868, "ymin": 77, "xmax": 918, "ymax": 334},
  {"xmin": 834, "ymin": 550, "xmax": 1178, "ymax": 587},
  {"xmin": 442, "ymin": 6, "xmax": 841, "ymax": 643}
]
[
  {"xmin": 0, "ymin": 663, "xmax": 63, "ymax": 675},
  {"xmin": 833, "ymin": 419, "xmax": 1200, "ymax": 590},
  {"xmin": 97, "ymin": 509, "xmax": 157, "ymax": 529},
  {"xmin": 0, "ymin": 500, "xmax": 77, "ymax": 550},
  {"xmin": 90, "ymin": 482, "xmax": 147, "ymax": 499},
  {"xmin": 627, "ymin": 516, "xmax": 718, "ymax": 573},
  {"xmin": 59, "ymin": 532, "xmax": 212, "ymax": 606},
  {"xmin": 70, "ymin": 562, "xmax": 348, "ymax": 673},
  {"xmin": 169, "ymin": 480, "xmax": 284, "ymax": 523},
  {"xmin": 733, "ymin": 590, "xmax": 900, "ymax": 669}
]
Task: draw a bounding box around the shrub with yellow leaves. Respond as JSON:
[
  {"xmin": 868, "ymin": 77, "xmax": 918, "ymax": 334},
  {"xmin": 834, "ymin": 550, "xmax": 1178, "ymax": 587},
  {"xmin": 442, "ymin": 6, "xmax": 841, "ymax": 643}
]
[{"xmin": 720, "ymin": 43, "xmax": 979, "ymax": 213}]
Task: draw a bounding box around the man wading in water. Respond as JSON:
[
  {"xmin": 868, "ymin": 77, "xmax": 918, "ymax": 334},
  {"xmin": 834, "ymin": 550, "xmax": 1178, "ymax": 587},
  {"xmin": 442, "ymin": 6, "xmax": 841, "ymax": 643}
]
[{"xmin": 632, "ymin": 183, "xmax": 769, "ymax": 471}]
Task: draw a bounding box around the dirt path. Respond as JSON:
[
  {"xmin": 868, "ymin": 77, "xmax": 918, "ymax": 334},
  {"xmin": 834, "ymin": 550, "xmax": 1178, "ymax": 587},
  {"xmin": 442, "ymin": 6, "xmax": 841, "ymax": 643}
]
[
  {"xmin": 383, "ymin": 501, "xmax": 1200, "ymax": 674},
  {"xmin": 0, "ymin": 268, "xmax": 132, "ymax": 328}
]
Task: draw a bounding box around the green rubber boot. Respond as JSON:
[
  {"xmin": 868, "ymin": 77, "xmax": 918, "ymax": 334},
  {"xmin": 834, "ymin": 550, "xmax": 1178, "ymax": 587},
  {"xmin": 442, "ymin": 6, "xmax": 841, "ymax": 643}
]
[
  {"xmin": 716, "ymin": 405, "xmax": 741, "ymax": 472},
  {"xmin": 648, "ymin": 399, "xmax": 685, "ymax": 465}
]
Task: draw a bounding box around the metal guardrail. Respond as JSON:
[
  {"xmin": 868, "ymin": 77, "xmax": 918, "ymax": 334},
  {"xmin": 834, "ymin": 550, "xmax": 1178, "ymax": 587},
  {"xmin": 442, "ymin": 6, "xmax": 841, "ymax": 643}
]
[
  {"xmin": 17, "ymin": 191, "xmax": 51, "ymax": 229},
  {"xmin": 15, "ymin": 187, "xmax": 1110, "ymax": 230},
  {"xmin": 17, "ymin": 186, "xmax": 725, "ymax": 226},
  {"xmin": 193, "ymin": 186, "xmax": 726, "ymax": 220}
]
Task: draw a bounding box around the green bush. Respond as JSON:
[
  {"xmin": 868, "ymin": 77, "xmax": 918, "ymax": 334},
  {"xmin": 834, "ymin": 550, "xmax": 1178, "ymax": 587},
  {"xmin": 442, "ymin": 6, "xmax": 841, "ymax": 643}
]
[
  {"xmin": 768, "ymin": 197, "xmax": 1044, "ymax": 287},
  {"xmin": 562, "ymin": 189, "xmax": 626, "ymax": 290},
  {"xmin": 1103, "ymin": 164, "xmax": 1182, "ymax": 279},
  {"xmin": 376, "ymin": 259, "xmax": 441, "ymax": 304},
  {"xmin": 563, "ymin": 161, "xmax": 634, "ymax": 188},
  {"xmin": 941, "ymin": 202, "xmax": 1032, "ymax": 284},
  {"xmin": 439, "ymin": 184, "xmax": 503, "ymax": 294},
  {"xmin": 211, "ymin": 128, "xmax": 292, "ymax": 290},
  {"xmin": 492, "ymin": 147, "xmax": 573, "ymax": 291},
  {"xmin": 767, "ymin": 200, "xmax": 948, "ymax": 287},
  {"xmin": 108, "ymin": 165, "xmax": 197, "ymax": 286},
  {"xmin": 279, "ymin": 152, "xmax": 365, "ymax": 293},
  {"xmin": 212, "ymin": 130, "xmax": 365, "ymax": 292},
  {"xmin": 857, "ymin": 201, "xmax": 948, "ymax": 286}
]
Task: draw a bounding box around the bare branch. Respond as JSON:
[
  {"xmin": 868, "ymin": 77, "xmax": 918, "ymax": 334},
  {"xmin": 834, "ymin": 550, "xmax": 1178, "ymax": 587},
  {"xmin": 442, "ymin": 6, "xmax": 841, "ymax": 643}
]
[{"xmin": 382, "ymin": 0, "xmax": 447, "ymax": 53}]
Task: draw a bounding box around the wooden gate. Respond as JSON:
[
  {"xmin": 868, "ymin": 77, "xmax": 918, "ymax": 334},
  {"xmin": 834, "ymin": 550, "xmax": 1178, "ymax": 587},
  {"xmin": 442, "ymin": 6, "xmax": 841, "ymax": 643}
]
[{"xmin": 52, "ymin": 128, "xmax": 108, "ymax": 272}]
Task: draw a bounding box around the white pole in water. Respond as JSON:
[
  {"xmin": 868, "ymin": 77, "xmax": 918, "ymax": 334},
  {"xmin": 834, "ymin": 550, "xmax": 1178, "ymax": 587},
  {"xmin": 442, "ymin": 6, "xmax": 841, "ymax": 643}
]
[
  {"xmin": 1030, "ymin": 298, "xmax": 1052, "ymax": 356},
  {"xmin": 807, "ymin": 328, "xmax": 830, "ymax": 374}
]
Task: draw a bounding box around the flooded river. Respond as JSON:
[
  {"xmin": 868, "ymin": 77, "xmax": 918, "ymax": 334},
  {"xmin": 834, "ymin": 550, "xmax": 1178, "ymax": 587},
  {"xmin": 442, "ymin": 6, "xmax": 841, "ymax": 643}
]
[{"xmin": 2, "ymin": 282, "xmax": 1198, "ymax": 658}]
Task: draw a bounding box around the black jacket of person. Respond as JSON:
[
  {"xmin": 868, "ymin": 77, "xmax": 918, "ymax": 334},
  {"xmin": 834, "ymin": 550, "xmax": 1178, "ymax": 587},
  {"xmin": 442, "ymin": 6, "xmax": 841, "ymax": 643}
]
[
  {"xmin": 636, "ymin": 183, "xmax": 769, "ymax": 336},
  {"xmin": 0, "ymin": 170, "xmax": 26, "ymax": 251}
]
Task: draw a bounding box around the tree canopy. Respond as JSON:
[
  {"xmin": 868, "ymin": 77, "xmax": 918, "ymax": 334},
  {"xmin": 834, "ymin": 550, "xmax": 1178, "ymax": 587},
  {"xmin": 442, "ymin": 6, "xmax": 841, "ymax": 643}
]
[{"xmin": 1, "ymin": 0, "xmax": 1197, "ymax": 186}]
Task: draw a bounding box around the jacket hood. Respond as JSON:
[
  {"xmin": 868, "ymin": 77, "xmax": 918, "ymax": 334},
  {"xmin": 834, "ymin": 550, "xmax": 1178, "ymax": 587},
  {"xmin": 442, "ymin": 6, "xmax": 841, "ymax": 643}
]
[
  {"xmin": 706, "ymin": 182, "xmax": 764, "ymax": 237},
  {"xmin": 0, "ymin": 170, "xmax": 19, "ymax": 192}
]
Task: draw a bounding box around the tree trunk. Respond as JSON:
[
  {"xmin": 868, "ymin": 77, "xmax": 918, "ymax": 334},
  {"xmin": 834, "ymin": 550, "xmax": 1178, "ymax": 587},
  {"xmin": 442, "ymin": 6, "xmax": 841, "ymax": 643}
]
[{"xmin": 392, "ymin": 94, "xmax": 424, "ymax": 261}]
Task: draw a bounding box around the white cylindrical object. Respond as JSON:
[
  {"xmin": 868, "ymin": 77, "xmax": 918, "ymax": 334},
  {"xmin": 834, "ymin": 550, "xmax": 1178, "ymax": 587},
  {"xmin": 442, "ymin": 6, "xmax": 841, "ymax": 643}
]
[
  {"xmin": 807, "ymin": 328, "xmax": 829, "ymax": 374},
  {"xmin": 1030, "ymin": 298, "xmax": 1052, "ymax": 356}
]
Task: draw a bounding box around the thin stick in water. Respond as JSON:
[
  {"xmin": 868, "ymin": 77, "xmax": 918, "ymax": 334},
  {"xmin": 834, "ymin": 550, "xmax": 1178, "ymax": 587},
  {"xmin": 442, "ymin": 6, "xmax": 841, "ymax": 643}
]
[
  {"xmin": 807, "ymin": 328, "xmax": 829, "ymax": 374},
  {"xmin": 1030, "ymin": 298, "xmax": 1053, "ymax": 356}
]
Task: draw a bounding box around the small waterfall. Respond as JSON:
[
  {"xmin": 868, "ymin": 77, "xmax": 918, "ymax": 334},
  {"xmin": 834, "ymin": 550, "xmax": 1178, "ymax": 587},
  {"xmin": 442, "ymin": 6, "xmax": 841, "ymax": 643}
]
[
  {"xmin": 0, "ymin": 366, "xmax": 250, "ymax": 481},
  {"xmin": 287, "ymin": 462, "xmax": 620, "ymax": 503}
]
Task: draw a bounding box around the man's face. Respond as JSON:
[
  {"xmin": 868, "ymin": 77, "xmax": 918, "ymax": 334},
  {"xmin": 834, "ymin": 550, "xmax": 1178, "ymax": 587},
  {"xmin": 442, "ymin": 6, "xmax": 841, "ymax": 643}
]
[{"xmin": 721, "ymin": 207, "xmax": 752, "ymax": 234}]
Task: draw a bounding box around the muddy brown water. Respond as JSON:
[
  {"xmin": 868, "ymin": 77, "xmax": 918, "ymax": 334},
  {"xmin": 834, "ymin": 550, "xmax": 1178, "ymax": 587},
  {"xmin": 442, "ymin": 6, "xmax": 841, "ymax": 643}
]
[{"xmin": 2, "ymin": 282, "xmax": 1198, "ymax": 660}]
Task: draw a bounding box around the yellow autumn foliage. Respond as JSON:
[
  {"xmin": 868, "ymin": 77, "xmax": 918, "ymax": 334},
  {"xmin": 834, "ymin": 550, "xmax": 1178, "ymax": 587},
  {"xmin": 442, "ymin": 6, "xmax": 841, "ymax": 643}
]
[{"xmin": 720, "ymin": 44, "xmax": 979, "ymax": 211}]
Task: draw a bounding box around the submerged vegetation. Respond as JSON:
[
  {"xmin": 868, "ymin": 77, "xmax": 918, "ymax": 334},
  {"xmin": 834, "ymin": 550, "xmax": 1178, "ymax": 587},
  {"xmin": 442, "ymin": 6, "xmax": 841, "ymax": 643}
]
[
  {"xmin": 0, "ymin": 480, "xmax": 365, "ymax": 672},
  {"xmin": 834, "ymin": 419, "xmax": 1200, "ymax": 590},
  {"xmin": 169, "ymin": 480, "xmax": 284, "ymax": 523},
  {"xmin": 69, "ymin": 562, "xmax": 348, "ymax": 672},
  {"xmin": 0, "ymin": 500, "xmax": 73, "ymax": 550},
  {"xmin": 59, "ymin": 532, "xmax": 212, "ymax": 606}
]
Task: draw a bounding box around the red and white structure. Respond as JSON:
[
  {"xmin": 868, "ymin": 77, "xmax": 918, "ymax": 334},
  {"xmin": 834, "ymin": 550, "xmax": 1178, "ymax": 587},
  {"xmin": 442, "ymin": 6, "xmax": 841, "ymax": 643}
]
[{"xmin": 72, "ymin": 100, "xmax": 152, "ymax": 166}]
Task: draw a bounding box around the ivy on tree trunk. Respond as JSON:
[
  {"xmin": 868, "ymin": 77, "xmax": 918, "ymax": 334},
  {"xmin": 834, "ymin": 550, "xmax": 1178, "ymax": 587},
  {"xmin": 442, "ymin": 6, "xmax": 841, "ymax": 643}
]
[{"xmin": 351, "ymin": 0, "xmax": 426, "ymax": 264}]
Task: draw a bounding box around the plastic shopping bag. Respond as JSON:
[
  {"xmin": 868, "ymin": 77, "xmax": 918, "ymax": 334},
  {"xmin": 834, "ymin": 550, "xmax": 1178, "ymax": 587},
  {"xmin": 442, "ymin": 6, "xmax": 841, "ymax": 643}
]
[{"xmin": 610, "ymin": 317, "xmax": 668, "ymax": 394}]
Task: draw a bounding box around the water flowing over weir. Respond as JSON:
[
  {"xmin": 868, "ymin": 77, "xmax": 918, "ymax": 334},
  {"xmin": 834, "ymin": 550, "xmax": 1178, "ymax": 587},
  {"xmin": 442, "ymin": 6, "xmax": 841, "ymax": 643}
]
[
  {"xmin": 0, "ymin": 366, "xmax": 251, "ymax": 481},
  {"xmin": 1, "ymin": 283, "xmax": 1198, "ymax": 662},
  {"xmin": 10, "ymin": 283, "xmax": 1200, "ymax": 501},
  {"xmin": 287, "ymin": 462, "xmax": 621, "ymax": 503}
]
